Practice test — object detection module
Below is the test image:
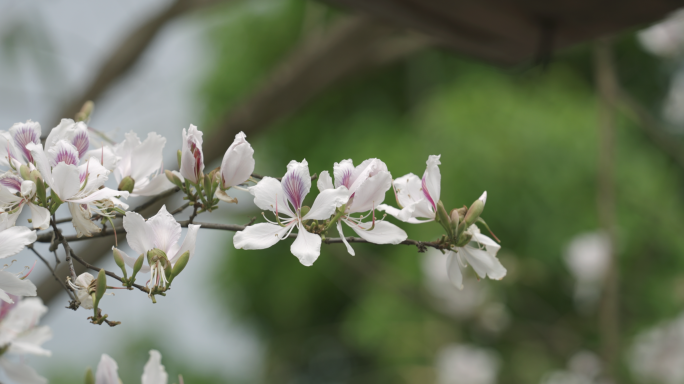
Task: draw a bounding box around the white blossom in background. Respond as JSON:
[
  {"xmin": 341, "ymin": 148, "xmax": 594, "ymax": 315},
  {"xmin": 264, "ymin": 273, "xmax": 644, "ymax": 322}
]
[
  {"xmin": 436, "ymin": 344, "xmax": 499, "ymax": 384},
  {"xmin": 234, "ymin": 159, "xmax": 350, "ymax": 266},
  {"xmin": 564, "ymin": 232, "xmax": 610, "ymax": 311},
  {"xmin": 539, "ymin": 351, "xmax": 603, "ymax": 384},
  {"xmin": 0, "ymin": 212, "xmax": 37, "ymax": 303},
  {"xmin": 95, "ymin": 350, "xmax": 169, "ymax": 384},
  {"xmin": 318, "ymin": 158, "xmax": 407, "ymax": 255},
  {"xmin": 113, "ymin": 131, "xmax": 175, "ymax": 196},
  {"xmin": 0, "ymin": 297, "xmax": 51, "ymax": 384},
  {"xmin": 179, "ymin": 124, "xmax": 204, "ymax": 184},
  {"xmin": 217, "ymin": 131, "xmax": 255, "ymax": 204},
  {"xmin": 639, "ymin": 9, "xmax": 684, "ymax": 57},
  {"xmin": 630, "ymin": 312, "xmax": 684, "ymax": 384}
]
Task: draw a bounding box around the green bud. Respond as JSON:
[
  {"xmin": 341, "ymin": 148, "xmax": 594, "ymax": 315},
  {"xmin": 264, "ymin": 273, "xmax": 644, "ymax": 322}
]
[
  {"xmin": 170, "ymin": 251, "xmax": 190, "ymax": 281},
  {"xmin": 131, "ymin": 253, "xmax": 145, "ymax": 283},
  {"xmin": 35, "ymin": 177, "xmax": 47, "ymax": 206},
  {"xmin": 94, "ymin": 269, "xmax": 107, "ymax": 308},
  {"xmin": 300, "ymin": 205, "xmax": 311, "ymax": 217},
  {"xmin": 75, "ymin": 100, "xmax": 94, "ymax": 122},
  {"xmin": 84, "ymin": 368, "xmax": 95, "ymax": 384},
  {"xmin": 112, "ymin": 248, "xmax": 128, "ymax": 279},
  {"xmin": 165, "ymin": 170, "xmax": 183, "ymax": 189},
  {"xmin": 464, "ymin": 193, "xmax": 486, "ymax": 227},
  {"xmin": 19, "ymin": 165, "xmax": 30, "ymax": 181},
  {"xmin": 118, "ymin": 176, "xmax": 135, "ymax": 194},
  {"xmin": 147, "ymin": 248, "xmax": 168, "ymax": 265},
  {"xmin": 456, "ymin": 232, "xmax": 473, "ymax": 247},
  {"xmin": 177, "ymin": 149, "xmax": 182, "ymax": 169},
  {"xmin": 449, "ymin": 208, "xmax": 459, "ymax": 237}
]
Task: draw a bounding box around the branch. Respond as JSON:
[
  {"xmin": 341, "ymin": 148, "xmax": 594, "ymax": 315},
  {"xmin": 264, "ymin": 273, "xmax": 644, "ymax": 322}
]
[
  {"xmin": 51, "ymin": 218, "xmax": 77, "ymax": 282},
  {"xmin": 27, "ymin": 245, "xmax": 76, "ymax": 303},
  {"xmin": 68, "ymin": 248, "xmax": 148, "ymax": 293}
]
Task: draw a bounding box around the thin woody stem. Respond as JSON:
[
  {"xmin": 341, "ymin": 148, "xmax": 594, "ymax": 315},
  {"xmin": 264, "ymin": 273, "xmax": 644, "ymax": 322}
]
[
  {"xmin": 68, "ymin": 248, "xmax": 148, "ymax": 293},
  {"xmin": 27, "ymin": 244, "xmax": 76, "ymax": 302},
  {"xmin": 50, "ymin": 217, "xmax": 77, "ymax": 282}
]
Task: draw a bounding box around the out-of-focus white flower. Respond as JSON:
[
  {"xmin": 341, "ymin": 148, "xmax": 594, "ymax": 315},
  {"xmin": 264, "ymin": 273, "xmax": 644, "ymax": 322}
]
[
  {"xmin": 318, "ymin": 158, "xmax": 407, "ymax": 256},
  {"xmin": 234, "ymin": 159, "xmax": 349, "ymax": 266},
  {"xmin": 113, "ymin": 131, "xmax": 174, "ymax": 196},
  {"xmin": 540, "ymin": 351, "xmax": 603, "ymax": 384},
  {"xmin": 0, "ymin": 174, "xmax": 50, "ymax": 230},
  {"xmin": 118, "ymin": 205, "xmax": 200, "ymax": 292},
  {"xmin": 0, "ymin": 213, "xmax": 37, "ymax": 303},
  {"xmin": 445, "ymin": 223, "xmax": 506, "ymax": 290},
  {"xmin": 379, "ymin": 155, "xmax": 441, "ymax": 223},
  {"xmin": 435, "ymin": 344, "xmax": 499, "ymax": 384},
  {"xmin": 95, "ymin": 350, "xmax": 169, "ymax": 384},
  {"xmin": 179, "ymin": 124, "xmax": 204, "ymax": 184},
  {"xmin": 639, "ymin": 10, "xmax": 684, "ymax": 57},
  {"xmin": 630, "ymin": 312, "xmax": 684, "ymax": 384},
  {"xmin": 564, "ymin": 232, "xmax": 611, "ymax": 311},
  {"xmin": 217, "ymin": 131, "xmax": 255, "ymax": 203},
  {"xmin": 0, "ymin": 297, "xmax": 51, "ymax": 384},
  {"xmin": 67, "ymin": 272, "xmax": 97, "ymax": 309}
]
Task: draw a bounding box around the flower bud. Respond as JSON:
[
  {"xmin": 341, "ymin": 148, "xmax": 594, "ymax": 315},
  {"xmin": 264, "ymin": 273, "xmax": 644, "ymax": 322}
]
[
  {"xmin": 112, "ymin": 248, "xmax": 128, "ymax": 279},
  {"xmin": 20, "ymin": 180, "xmax": 36, "ymax": 199},
  {"xmin": 84, "ymin": 368, "xmax": 95, "ymax": 384},
  {"xmin": 118, "ymin": 176, "xmax": 135, "ymax": 194},
  {"xmin": 29, "ymin": 169, "xmax": 41, "ymax": 183},
  {"xmin": 436, "ymin": 200, "xmax": 451, "ymax": 226},
  {"xmin": 94, "ymin": 269, "xmax": 107, "ymax": 309},
  {"xmin": 165, "ymin": 170, "xmax": 184, "ymax": 189},
  {"xmin": 147, "ymin": 248, "xmax": 168, "ymax": 265},
  {"xmin": 19, "ymin": 164, "xmax": 30, "ymax": 181},
  {"xmin": 131, "ymin": 254, "xmax": 145, "ymax": 282},
  {"xmin": 75, "ymin": 100, "xmax": 94, "ymax": 122},
  {"xmin": 177, "ymin": 149, "xmax": 182, "ymax": 169},
  {"xmin": 300, "ymin": 205, "xmax": 311, "ymax": 217},
  {"xmin": 464, "ymin": 191, "xmax": 487, "ymax": 227},
  {"xmin": 170, "ymin": 251, "xmax": 190, "ymax": 282},
  {"xmin": 449, "ymin": 208, "xmax": 459, "ymax": 236},
  {"xmin": 220, "ymin": 131, "xmax": 255, "ymax": 189}
]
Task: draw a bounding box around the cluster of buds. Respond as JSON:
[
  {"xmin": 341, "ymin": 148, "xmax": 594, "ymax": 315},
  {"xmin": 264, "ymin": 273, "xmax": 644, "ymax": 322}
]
[{"xmin": 68, "ymin": 270, "xmax": 120, "ymax": 326}]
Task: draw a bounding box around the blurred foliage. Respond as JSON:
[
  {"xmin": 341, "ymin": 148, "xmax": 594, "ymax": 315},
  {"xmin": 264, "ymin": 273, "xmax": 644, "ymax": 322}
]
[{"xmin": 197, "ymin": 0, "xmax": 684, "ymax": 383}]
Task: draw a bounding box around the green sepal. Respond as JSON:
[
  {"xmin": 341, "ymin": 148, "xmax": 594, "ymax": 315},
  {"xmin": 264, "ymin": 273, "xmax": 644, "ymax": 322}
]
[
  {"xmin": 94, "ymin": 269, "xmax": 107, "ymax": 308},
  {"xmin": 84, "ymin": 368, "xmax": 95, "ymax": 384},
  {"xmin": 169, "ymin": 251, "xmax": 190, "ymax": 283}
]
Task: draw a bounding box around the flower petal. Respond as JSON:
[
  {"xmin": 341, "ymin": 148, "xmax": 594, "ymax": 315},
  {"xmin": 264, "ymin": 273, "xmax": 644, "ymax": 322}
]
[
  {"xmin": 317, "ymin": 170, "xmax": 334, "ymax": 192},
  {"xmin": 422, "ymin": 155, "xmax": 441, "ymax": 205},
  {"xmin": 446, "ymin": 251, "xmax": 464, "ymax": 290},
  {"xmin": 0, "ymin": 270, "xmax": 37, "ymax": 302},
  {"xmin": 147, "ymin": 205, "xmax": 182, "ymax": 256},
  {"xmin": 0, "ymin": 183, "xmax": 22, "ymax": 206},
  {"xmin": 347, "ymin": 219, "xmax": 407, "ymax": 245},
  {"xmin": 83, "ymin": 145, "xmax": 119, "ymax": 171},
  {"xmin": 129, "ymin": 132, "xmax": 168, "ymax": 182},
  {"xmin": 68, "ymin": 187, "xmax": 128, "ymax": 205},
  {"xmin": 11, "ymin": 325, "xmax": 52, "ymax": 356},
  {"xmin": 142, "ymin": 350, "xmax": 168, "ymax": 384},
  {"xmin": 333, "ymin": 159, "xmax": 354, "ymax": 188},
  {"xmin": 133, "ymin": 174, "xmax": 175, "ymax": 197},
  {"xmin": 96, "ymin": 354, "xmax": 120, "ymax": 384},
  {"xmin": 220, "ymin": 131, "xmax": 255, "ymax": 188},
  {"xmin": 337, "ymin": 220, "xmax": 355, "ymax": 256},
  {"xmin": 0, "ymin": 297, "xmax": 46, "ymax": 347},
  {"xmin": 249, "ymin": 177, "xmax": 291, "ymax": 216},
  {"xmin": 349, "ymin": 158, "xmax": 388, "ymax": 194},
  {"xmin": 25, "ymin": 142, "xmax": 53, "ymax": 187},
  {"xmin": 347, "ymin": 170, "xmax": 392, "ymax": 213},
  {"xmin": 281, "ymin": 159, "xmax": 311, "ymax": 212},
  {"xmin": 303, "ymin": 186, "xmax": 350, "ymax": 220},
  {"xmin": 170, "ymin": 224, "xmax": 201, "ymax": 264},
  {"xmin": 68, "ymin": 203, "xmax": 101, "ymax": 238},
  {"xmin": 28, "ymin": 203, "xmax": 50, "ymax": 230},
  {"xmin": 114, "ymin": 247, "xmax": 150, "ymax": 274},
  {"xmin": 459, "ymin": 245, "xmax": 506, "ymax": 280},
  {"xmin": 123, "ymin": 211, "xmax": 155, "ymax": 256},
  {"xmin": 0, "ymin": 359, "xmax": 47, "ymax": 384},
  {"xmin": 233, "ymin": 223, "xmax": 290, "ymax": 250},
  {"xmin": 290, "ymin": 224, "xmax": 321, "ymax": 266},
  {"xmin": 0, "ymin": 225, "xmax": 36, "ymax": 259},
  {"xmin": 180, "ymin": 125, "xmax": 203, "ymax": 184},
  {"xmin": 47, "ymin": 139, "xmax": 80, "ymax": 167},
  {"xmin": 50, "ymin": 162, "xmax": 81, "ymax": 201}
]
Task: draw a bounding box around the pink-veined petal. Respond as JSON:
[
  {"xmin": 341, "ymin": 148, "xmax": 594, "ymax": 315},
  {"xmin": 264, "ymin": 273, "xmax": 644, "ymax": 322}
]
[
  {"xmin": 25, "ymin": 142, "xmax": 53, "ymax": 187},
  {"xmin": 180, "ymin": 125, "xmax": 203, "ymax": 184},
  {"xmin": 0, "ymin": 183, "xmax": 22, "ymax": 205},
  {"xmin": 220, "ymin": 131, "xmax": 255, "ymax": 188},
  {"xmin": 142, "ymin": 350, "xmax": 168, "ymax": 384},
  {"xmin": 346, "ymin": 219, "xmax": 407, "ymax": 245},
  {"xmin": 333, "ymin": 159, "xmax": 354, "ymax": 189},
  {"xmin": 422, "ymin": 155, "xmax": 441, "ymax": 206},
  {"xmin": 290, "ymin": 224, "xmax": 321, "ymax": 266},
  {"xmin": 317, "ymin": 170, "xmax": 334, "ymax": 192},
  {"xmin": 0, "ymin": 225, "xmax": 36, "ymax": 259},
  {"xmin": 303, "ymin": 186, "xmax": 350, "ymax": 221},
  {"xmin": 281, "ymin": 160, "xmax": 311, "ymax": 212},
  {"xmin": 96, "ymin": 354, "xmax": 120, "ymax": 384},
  {"xmin": 233, "ymin": 223, "xmax": 289, "ymax": 250},
  {"xmin": 123, "ymin": 211, "xmax": 155, "ymax": 256}
]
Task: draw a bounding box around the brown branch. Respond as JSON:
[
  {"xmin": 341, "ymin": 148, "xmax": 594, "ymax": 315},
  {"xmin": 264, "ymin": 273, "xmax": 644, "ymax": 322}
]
[
  {"xmin": 27, "ymin": 245, "xmax": 76, "ymax": 302},
  {"xmin": 55, "ymin": 0, "xmax": 230, "ymax": 124}
]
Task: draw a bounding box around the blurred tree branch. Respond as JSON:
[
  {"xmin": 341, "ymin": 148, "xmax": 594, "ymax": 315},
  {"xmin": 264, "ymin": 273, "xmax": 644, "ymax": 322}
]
[
  {"xmin": 37, "ymin": 14, "xmax": 432, "ymax": 304},
  {"xmin": 55, "ymin": 0, "xmax": 230, "ymax": 127}
]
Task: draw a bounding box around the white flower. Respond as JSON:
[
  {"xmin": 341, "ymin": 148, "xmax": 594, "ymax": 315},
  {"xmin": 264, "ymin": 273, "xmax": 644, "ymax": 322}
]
[
  {"xmin": 117, "ymin": 205, "xmax": 200, "ymax": 292},
  {"xmin": 435, "ymin": 344, "xmax": 499, "ymax": 384},
  {"xmin": 564, "ymin": 232, "xmax": 611, "ymax": 310},
  {"xmin": 317, "ymin": 158, "xmax": 407, "ymax": 255},
  {"xmin": 444, "ymin": 224, "xmax": 506, "ymax": 290},
  {"xmin": 179, "ymin": 124, "xmax": 204, "ymax": 184},
  {"xmin": 44, "ymin": 118, "xmax": 90, "ymax": 160},
  {"xmin": 113, "ymin": 131, "xmax": 174, "ymax": 196},
  {"xmin": 0, "ymin": 174, "xmax": 50, "ymax": 230},
  {"xmin": 67, "ymin": 272, "xmax": 96, "ymax": 309},
  {"xmin": 378, "ymin": 155, "xmax": 441, "ymax": 223},
  {"xmin": 0, "ymin": 297, "xmax": 51, "ymax": 384},
  {"xmin": 630, "ymin": 312, "xmax": 684, "ymax": 384},
  {"xmin": 0, "ymin": 213, "xmax": 37, "ymax": 303},
  {"xmin": 7, "ymin": 120, "xmax": 41, "ymax": 165},
  {"xmin": 217, "ymin": 131, "xmax": 255, "ymax": 203},
  {"xmin": 95, "ymin": 350, "xmax": 168, "ymax": 384},
  {"xmin": 233, "ymin": 159, "xmax": 349, "ymax": 266}
]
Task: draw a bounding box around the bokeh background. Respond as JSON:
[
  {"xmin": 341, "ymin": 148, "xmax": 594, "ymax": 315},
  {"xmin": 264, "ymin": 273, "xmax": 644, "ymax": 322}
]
[{"xmin": 3, "ymin": 0, "xmax": 684, "ymax": 383}]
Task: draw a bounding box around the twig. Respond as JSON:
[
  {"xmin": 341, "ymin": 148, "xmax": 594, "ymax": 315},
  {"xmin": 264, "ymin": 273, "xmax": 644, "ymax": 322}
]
[
  {"xmin": 27, "ymin": 245, "xmax": 76, "ymax": 303},
  {"xmin": 245, "ymin": 217, "xmax": 256, "ymax": 226},
  {"xmin": 188, "ymin": 204, "xmax": 200, "ymax": 224},
  {"xmin": 51, "ymin": 218, "xmax": 77, "ymax": 282},
  {"xmin": 68, "ymin": 248, "xmax": 148, "ymax": 293},
  {"xmin": 170, "ymin": 202, "xmax": 190, "ymax": 215}
]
